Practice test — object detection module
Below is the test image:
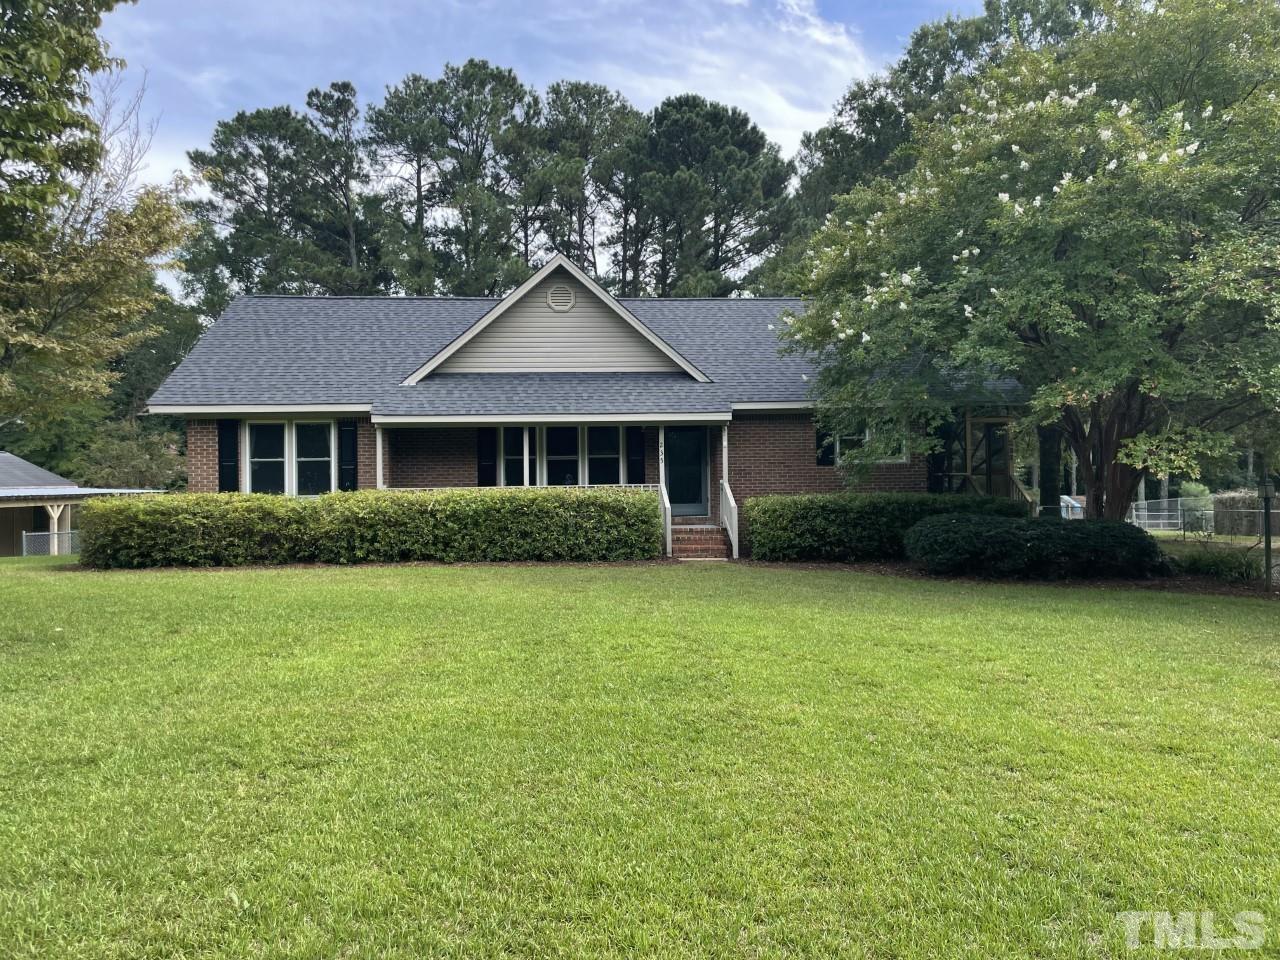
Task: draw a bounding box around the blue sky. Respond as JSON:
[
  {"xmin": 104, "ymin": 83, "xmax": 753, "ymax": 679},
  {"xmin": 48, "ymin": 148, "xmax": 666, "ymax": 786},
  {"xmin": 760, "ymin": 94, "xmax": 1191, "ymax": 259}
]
[{"xmin": 101, "ymin": 0, "xmax": 983, "ymax": 184}]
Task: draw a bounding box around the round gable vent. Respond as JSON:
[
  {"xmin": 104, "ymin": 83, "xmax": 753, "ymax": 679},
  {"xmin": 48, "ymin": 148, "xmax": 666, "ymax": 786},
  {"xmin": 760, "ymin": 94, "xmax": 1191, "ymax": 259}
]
[{"xmin": 546, "ymin": 283, "xmax": 576, "ymax": 312}]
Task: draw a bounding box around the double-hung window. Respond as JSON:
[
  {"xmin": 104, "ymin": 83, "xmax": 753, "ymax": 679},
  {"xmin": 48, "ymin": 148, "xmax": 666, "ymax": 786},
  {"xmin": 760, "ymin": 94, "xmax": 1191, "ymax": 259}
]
[
  {"xmin": 295, "ymin": 423, "xmax": 334, "ymax": 495},
  {"xmin": 502, "ymin": 427, "xmax": 538, "ymax": 486},
  {"xmin": 587, "ymin": 426, "xmax": 621, "ymax": 484},
  {"xmin": 248, "ymin": 423, "xmax": 286, "ymax": 493},
  {"xmin": 246, "ymin": 422, "xmax": 335, "ymax": 495},
  {"xmin": 545, "ymin": 427, "xmax": 580, "ymax": 486}
]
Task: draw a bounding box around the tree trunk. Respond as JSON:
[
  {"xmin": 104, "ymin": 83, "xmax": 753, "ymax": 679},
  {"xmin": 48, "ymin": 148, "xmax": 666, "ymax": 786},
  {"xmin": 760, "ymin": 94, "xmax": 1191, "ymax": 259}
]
[{"xmin": 1037, "ymin": 425, "xmax": 1061, "ymax": 517}]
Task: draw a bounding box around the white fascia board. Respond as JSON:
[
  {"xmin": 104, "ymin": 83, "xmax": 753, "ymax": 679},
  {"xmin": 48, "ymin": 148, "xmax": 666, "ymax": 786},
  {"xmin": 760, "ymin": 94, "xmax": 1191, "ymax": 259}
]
[
  {"xmin": 731, "ymin": 401, "xmax": 813, "ymax": 411},
  {"xmin": 401, "ymin": 254, "xmax": 710, "ymax": 384},
  {"xmin": 1, "ymin": 495, "xmax": 87, "ymax": 508},
  {"xmin": 372, "ymin": 412, "xmax": 731, "ymax": 425},
  {"xmin": 147, "ymin": 404, "xmax": 371, "ymax": 415}
]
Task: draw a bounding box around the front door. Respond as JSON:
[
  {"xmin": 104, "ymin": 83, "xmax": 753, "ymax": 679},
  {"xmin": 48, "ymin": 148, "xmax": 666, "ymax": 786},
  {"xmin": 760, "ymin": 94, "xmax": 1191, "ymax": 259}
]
[{"xmin": 665, "ymin": 427, "xmax": 708, "ymax": 516}]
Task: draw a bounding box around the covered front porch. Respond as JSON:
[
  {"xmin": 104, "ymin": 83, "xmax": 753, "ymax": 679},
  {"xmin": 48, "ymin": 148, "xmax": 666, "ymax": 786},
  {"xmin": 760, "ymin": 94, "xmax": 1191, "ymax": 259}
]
[{"xmin": 370, "ymin": 419, "xmax": 740, "ymax": 558}]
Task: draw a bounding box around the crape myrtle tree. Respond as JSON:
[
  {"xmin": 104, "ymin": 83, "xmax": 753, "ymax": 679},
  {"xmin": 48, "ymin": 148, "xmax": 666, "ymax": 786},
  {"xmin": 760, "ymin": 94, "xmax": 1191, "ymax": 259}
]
[
  {"xmin": 755, "ymin": 0, "xmax": 1101, "ymax": 292},
  {"xmin": 785, "ymin": 0, "xmax": 1280, "ymax": 520}
]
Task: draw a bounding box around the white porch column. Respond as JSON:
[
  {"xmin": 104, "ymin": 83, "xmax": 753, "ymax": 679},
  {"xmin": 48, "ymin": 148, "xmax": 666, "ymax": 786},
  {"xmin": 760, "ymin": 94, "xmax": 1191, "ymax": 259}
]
[
  {"xmin": 43, "ymin": 502, "xmax": 65, "ymax": 556},
  {"xmin": 721, "ymin": 424, "xmax": 729, "ymax": 486},
  {"xmin": 658, "ymin": 426, "xmax": 666, "ymax": 486},
  {"xmin": 375, "ymin": 426, "xmax": 386, "ymax": 489}
]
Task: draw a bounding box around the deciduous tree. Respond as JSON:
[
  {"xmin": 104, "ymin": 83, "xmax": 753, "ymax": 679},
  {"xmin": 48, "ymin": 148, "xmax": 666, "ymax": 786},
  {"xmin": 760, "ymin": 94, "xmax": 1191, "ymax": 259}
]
[{"xmin": 787, "ymin": 0, "xmax": 1280, "ymax": 519}]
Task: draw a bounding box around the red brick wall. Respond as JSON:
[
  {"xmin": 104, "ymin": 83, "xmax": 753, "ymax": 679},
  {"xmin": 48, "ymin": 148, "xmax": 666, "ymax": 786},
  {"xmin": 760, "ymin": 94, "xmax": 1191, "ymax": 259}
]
[
  {"xmin": 386, "ymin": 427, "xmax": 478, "ymax": 488},
  {"xmin": 186, "ymin": 419, "xmax": 219, "ymax": 492},
  {"xmin": 643, "ymin": 427, "xmax": 659, "ymax": 485},
  {"xmin": 727, "ymin": 413, "xmax": 927, "ymax": 556},
  {"xmin": 356, "ymin": 417, "xmax": 376, "ymax": 490},
  {"xmin": 727, "ymin": 413, "xmax": 925, "ymax": 499}
]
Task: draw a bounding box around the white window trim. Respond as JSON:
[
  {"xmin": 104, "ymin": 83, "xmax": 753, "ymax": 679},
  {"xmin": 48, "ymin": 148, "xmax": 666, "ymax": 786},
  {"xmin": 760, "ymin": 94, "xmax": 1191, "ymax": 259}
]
[
  {"xmin": 485, "ymin": 423, "xmax": 641, "ymax": 488},
  {"xmin": 243, "ymin": 420, "xmax": 288, "ymax": 495},
  {"xmin": 832, "ymin": 427, "xmax": 910, "ymax": 465},
  {"xmin": 543, "ymin": 424, "xmax": 582, "ymax": 488},
  {"xmin": 241, "ymin": 420, "xmax": 339, "ymax": 495},
  {"xmin": 586, "ymin": 424, "xmax": 623, "ymax": 486},
  {"xmin": 497, "ymin": 426, "xmax": 538, "ymax": 488},
  {"xmin": 294, "ymin": 421, "xmax": 338, "ymax": 497}
]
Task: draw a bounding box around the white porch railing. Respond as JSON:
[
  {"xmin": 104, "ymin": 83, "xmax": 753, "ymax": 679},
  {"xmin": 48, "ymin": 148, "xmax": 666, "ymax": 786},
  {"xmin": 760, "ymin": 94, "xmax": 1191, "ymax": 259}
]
[
  {"xmin": 659, "ymin": 482, "xmax": 672, "ymax": 558},
  {"xmin": 719, "ymin": 479, "xmax": 739, "ymax": 559}
]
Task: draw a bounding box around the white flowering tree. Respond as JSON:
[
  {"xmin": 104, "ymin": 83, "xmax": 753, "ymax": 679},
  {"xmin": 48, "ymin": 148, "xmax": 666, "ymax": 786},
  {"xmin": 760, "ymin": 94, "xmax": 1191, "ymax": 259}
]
[{"xmin": 786, "ymin": 0, "xmax": 1280, "ymax": 519}]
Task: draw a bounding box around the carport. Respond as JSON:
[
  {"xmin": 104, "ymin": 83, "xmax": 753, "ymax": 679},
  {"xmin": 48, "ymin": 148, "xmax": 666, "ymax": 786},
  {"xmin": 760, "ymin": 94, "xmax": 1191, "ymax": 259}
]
[{"xmin": 0, "ymin": 452, "xmax": 153, "ymax": 556}]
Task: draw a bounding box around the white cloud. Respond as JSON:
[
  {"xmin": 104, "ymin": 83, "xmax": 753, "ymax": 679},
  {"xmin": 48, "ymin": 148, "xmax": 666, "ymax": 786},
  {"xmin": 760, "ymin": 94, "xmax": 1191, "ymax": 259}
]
[
  {"xmin": 103, "ymin": 0, "xmax": 877, "ymax": 185},
  {"xmin": 526, "ymin": 0, "xmax": 873, "ymax": 155}
]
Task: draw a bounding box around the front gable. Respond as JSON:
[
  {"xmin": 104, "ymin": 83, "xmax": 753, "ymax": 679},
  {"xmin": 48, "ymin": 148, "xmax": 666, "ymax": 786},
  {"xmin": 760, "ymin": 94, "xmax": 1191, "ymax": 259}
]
[{"xmin": 403, "ymin": 255, "xmax": 709, "ymax": 383}]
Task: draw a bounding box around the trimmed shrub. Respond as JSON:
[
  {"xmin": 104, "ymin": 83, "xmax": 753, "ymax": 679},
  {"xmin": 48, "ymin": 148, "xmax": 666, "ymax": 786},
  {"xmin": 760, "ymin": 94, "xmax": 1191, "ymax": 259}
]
[
  {"xmin": 904, "ymin": 514, "xmax": 1169, "ymax": 579},
  {"xmin": 80, "ymin": 488, "xmax": 662, "ymax": 569},
  {"xmin": 743, "ymin": 492, "xmax": 1028, "ymax": 562}
]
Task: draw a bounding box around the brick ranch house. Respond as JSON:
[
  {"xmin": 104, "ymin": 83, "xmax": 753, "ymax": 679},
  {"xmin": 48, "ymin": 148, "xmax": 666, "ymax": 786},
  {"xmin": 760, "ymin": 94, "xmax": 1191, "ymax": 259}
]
[{"xmin": 150, "ymin": 255, "xmax": 1019, "ymax": 558}]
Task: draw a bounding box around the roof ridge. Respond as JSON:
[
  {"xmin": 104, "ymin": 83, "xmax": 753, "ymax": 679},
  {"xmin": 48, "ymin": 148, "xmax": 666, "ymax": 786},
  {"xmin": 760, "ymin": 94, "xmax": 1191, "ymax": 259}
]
[
  {"xmin": 233, "ymin": 293, "xmax": 801, "ymax": 303},
  {"xmin": 237, "ymin": 294, "xmax": 499, "ymax": 301},
  {"xmin": 621, "ymin": 296, "xmax": 801, "ymax": 301}
]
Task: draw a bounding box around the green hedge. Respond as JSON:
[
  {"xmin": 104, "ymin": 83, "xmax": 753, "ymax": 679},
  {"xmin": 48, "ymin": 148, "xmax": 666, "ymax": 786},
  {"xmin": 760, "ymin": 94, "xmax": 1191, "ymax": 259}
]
[
  {"xmin": 904, "ymin": 514, "xmax": 1169, "ymax": 579},
  {"xmin": 80, "ymin": 488, "xmax": 663, "ymax": 569},
  {"xmin": 742, "ymin": 492, "xmax": 1029, "ymax": 562}
]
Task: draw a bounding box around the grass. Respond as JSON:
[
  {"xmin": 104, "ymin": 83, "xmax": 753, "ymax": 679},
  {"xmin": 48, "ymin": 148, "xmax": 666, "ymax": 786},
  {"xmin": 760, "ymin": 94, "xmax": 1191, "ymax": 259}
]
[{"xmin": 2, "ymin": 557, "xmax": 1278, "ymax": 958}]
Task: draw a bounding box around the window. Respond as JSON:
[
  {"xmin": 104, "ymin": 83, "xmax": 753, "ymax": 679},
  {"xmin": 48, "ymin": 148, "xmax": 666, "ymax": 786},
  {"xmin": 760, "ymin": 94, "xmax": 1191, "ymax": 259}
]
[
  {"xmin": 477, "ymin": 428, "xmax": 498, "ymax": 486},
  {"xmin": 503, "ymin": 427, "xmax": 537, "ymax": 486},
  {"xmin": 248, "ymin": 423, "xmax": 286, "ymax": 493},
  {"xmin": 545, "ymin": 426, "xmax": 579, "ymax": 485},
  {"xmin": 295, "ymin": 423, "xmax": 333, "ymax": 495},
  {"xmin": 588, "ymin": 426, "xmax": 621, "ymax": 485},
  {"xmin": 625, "ymin": 426, "xmax": 646, "ymax": 484},
  {"xmin": 816, "ymin": 429, "xmax": 836, "ymax": 467},
  {"xmin": 816, "ymin": 422, "xmax": 905, "ymax": 465}
]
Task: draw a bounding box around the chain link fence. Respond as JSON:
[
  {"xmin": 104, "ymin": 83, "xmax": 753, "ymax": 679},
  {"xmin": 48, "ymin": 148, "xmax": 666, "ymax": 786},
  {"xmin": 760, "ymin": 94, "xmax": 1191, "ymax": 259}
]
[
  {"xmin": 21, "ymin": 530, "xmax": 81, "ymax": 556},
  {"xmin": 1129, "ymin": 497, "xmax": 1277, "ymax": 538}
]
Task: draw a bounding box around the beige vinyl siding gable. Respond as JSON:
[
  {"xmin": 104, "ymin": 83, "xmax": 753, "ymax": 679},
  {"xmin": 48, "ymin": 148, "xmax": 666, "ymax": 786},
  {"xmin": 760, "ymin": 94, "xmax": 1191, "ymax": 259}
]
[{"xmin": 436, "ymin": 270, "xmax": 683, "ymax": 374}]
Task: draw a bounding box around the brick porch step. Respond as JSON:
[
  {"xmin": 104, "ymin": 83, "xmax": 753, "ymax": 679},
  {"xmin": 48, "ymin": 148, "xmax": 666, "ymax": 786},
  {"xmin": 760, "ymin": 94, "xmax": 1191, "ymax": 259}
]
[{"xmin": 671, "ymin": 524, "xmax": 732, "ymax": 560}]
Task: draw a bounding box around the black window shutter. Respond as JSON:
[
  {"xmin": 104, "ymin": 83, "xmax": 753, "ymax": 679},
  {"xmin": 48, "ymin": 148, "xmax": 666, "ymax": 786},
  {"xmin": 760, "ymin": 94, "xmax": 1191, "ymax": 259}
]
[
  {"xmin": 216, "ymin": 419, "xmax": 240, "ymax": 492},
  {"xmin": 337, "ymin": 420, "xmax": 358, "ymax": 491},
  {"xmin": 816, "ymin": 428, "xmax": 836, "ymax": 467},
  {"xmin": 477, "ymin": 428, "xmax": 498, "ymax": 486},
  {"xmin": 625, "ymin": 426, "xmax": 646, "ymax": 484}
]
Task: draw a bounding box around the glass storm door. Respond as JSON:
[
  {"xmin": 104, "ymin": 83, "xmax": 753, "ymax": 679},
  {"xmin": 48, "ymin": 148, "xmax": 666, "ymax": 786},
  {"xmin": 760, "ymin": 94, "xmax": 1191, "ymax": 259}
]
[{"xmin": 665, "ymin": 427, "xmax": 708, "ymax": 516}]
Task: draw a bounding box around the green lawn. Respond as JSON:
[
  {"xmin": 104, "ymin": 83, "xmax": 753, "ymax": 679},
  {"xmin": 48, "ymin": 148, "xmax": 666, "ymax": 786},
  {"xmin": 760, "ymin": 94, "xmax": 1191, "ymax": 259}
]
[{"xmin": 2, "ymin": 558, "xmax": 1278, "ymax": 958}]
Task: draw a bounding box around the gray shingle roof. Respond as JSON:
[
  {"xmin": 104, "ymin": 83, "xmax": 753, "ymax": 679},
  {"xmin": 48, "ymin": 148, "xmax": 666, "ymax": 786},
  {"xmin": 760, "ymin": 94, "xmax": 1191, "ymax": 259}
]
[
  {"xmin": 0, "ymin": 451, "xmax": 75, "ymax": 489},
  {"xmin": 149, "ymin": 295, "xmax": 814, "ymax": 416}
]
